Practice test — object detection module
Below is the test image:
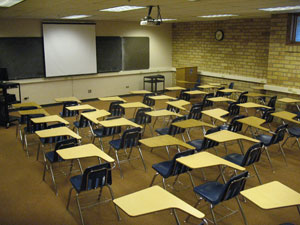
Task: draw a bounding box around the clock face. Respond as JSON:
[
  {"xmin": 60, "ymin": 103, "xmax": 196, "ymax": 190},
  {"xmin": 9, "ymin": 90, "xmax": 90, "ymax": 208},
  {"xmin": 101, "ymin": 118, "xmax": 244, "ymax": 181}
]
[{"xmin": 215, "ymin": 30, "xmax": 224, "ymax": 41}]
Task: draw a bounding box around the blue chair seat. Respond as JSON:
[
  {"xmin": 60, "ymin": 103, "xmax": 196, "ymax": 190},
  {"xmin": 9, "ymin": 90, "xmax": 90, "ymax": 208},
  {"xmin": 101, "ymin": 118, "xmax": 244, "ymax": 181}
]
[
  {"xmin": 93, "ymin": 128, "xmax": 104, "ymax": 137},
  {"xmin": 194, "ymin": 181, "xmax": 225, "ymax": 205},
  {"xmin": 70, "ymin": 175, "xmax": 84, "ymax": 193},
  {"xmin": 152, "ymin": 161, "xmax": 173, "ymax": 178},
  {"xmin": 109, "ymin": 139, "xmax": 122, "ymax": 150},
  {"xmin": 288, "ymin": 127, "xmax": 300, "ymax": 137},
  {"xmin": 45, "ymin": 151, "xmax": 64, "ymax": 163},
  {"xmin": 224, "ymin": 153, "xmax": 243, "ymax": 166},
  {"xmin": 73, "ymin": 121, "xmax": 80, "ymax": 128},
  {"xmin": 155, "ymin": 127, "xmax": 169, "ymax": 135},
  {"xmin": 187, "ymin": 139, "xmax": 204, "ymax": 150},
  {"xmin": 255, "ymin": 134, "xmax": 272, "ymax": 146},
  {"xmin": 219, "ymin": 124, "xmax": 229, "ymax": 130}
]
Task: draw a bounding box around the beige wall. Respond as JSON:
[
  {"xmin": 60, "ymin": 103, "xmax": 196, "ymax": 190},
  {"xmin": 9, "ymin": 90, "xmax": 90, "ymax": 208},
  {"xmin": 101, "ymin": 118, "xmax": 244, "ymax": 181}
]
[{"xmin": 0, "ymin": 19, "xmax": 173, "ymax": 104}]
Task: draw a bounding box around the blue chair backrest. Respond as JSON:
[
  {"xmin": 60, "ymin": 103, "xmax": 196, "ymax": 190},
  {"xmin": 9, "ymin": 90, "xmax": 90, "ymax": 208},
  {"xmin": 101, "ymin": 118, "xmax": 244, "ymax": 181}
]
[
  {"xmin": 109, "ymin": 101, "xmax": 125, "ymax": 117},
  {"xmin": 228, "ymin": 115, "xmax": 245, "ymax": 132},
  {"xmin": 271, "ymin": 124, "xmax": 288, "ymax": 144},
  {"xmin": 220, "ymin": 171, "xmax": 248, "ymax": 202},
  {"xmin": 241, "ymin": 142, "xmax": 263, "ymax": 166},
  {"xmin": 53, "ymin": 138, "xmax": 78, "ymax": 161},
  {"xmin": 215, "ymin": 87, "xmax": 225, "ymax": 97},
  {"xmin": 188, "ymin": 104, "xmax": 203, "ymax": 120},
  {"xmin": 168, "ymin": 149, "xmax": 195, "ymax": 177},
  {"xmin": 101, "ymin": 117, "xmax": 122, "ymax": 137},
  {"xmin": 134, "ymin": 108, "xmax": 152, "ymax": 125},
  {"xmin": 167, "ymin": 104, "xmax": 180, "ymax": 113},
  {"xmin": 168, "ymin": 116, "xmax": 186, "ymax": 135},
  {"xmin": 178, "ymin": 90, "xmax": 190, "ymax": 101},
  {"xmin": 26, "ymin": 114, "xmax": 47, "ymax": 133},
  {"xmin": 42, "ymin": 123, "xmax": 68, "ymax": 144},
  {"xmin": 227, "ymin": 102, "xmax": 240, "ymax": 117},
  {"xmin": 203, "ymin": 93, "xmax": 214, "ymax": 108},
  {"xmin": 142, "ymin": 93, "xmax": 156, "ymax": 107},
  {"xmin": 78, "ymin": 109, "xmax": 96, "ymax": 128},
  {"xmin": 61, "ymin": 101, "xmax": 79, "ymax": 117},
  {"xmin": 237, "ymin": 91, "xmax": 248, "ymax": 103},
  {"xmin": 228, "ymin": 82, "xmax": 234, "ymax": 89},
  {"xmin": 267, "ymin": 96, "xmax": 277, "ymax": 109},
  {"xmin": 120, "ymin": 127, "xmax": 142, "ymax": 148},
  {"xmin": 261, "ymin": 108, "xmax": 275, "ymax": 123},
  {"xmin": 201, "ymin": 127, "xmax": 220, "ymax": 150},
  {"xmin": 80, "ymin": 163, "xmax": 112, "ymax": 192}
]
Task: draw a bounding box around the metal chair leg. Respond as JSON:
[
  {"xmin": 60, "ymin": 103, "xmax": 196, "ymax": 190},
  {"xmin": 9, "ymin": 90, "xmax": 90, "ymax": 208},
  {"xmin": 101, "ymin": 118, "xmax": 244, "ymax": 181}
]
[
  {"xmin": 172, "ymin": 209, "xmax": 180, "ymax": 225},
  {"xmin": 107, "ymin": 185, "xmax": 121, "ymax": 220},
  {"xmin": 115, "ymin": 150, "xmax": 123, "ymax": 178},
  {"xmin": 150, "ymin": 173, "xmax": 159, "ymax": 186},
  {"xmin": 185, "ymin": 199, "xmax": 201, "ymax": 222},
  {"xmin": 76, "ymin": 194, "xmax": 85, "ymax": 225},
  {"xmin": 137, "ymin": 146, "xmax": 147, "ymax": 172},
  {"xmin": 252, "ymin": 164, "xmax": 262, "ymax": 184},
  {"xmin": 210, "ymin": 204, "xmax": 218, "ymax": 225},
  {"xmin": 66, "ymin": 187, "xmax": 74, "ymax": 210},
  {"xmin": 236, "ymin": 196, "xmax": 249, "ymax": 225},
  {"xmin": 278, "ymin": 143, "xmax": 288, "ymax": 166},
  {"xmin": 264, "ymin": 146, "xmax": 274, "ymax": 172}
]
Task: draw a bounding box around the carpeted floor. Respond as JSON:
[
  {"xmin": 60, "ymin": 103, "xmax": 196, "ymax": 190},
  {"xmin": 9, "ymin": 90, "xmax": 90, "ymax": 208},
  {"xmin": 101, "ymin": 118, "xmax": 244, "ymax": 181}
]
[{"xmin": 1, "ymin": 94, "xmax": 300, "ymax": 225}]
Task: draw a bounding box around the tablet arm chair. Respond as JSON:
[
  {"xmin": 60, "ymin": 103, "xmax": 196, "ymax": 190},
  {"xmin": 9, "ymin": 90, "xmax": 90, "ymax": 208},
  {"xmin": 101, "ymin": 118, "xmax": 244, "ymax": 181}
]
[
  {"xmin": 261, "ymin": 108, "xmax": 274, "ymax": 131},
  {"xmin": 282, "ymin": 126, "xmax": 300, "ymax": 151},
  {"xmin": 155, "ymin": 116, "xmax": 187, "ymax": 158},
  {"xmin": 108, "ymin": 101, "xmax": 125, "ymax": 117},
  {"xmin": 129, "ymin": 107, "xmax": 153, "ymax": 136},
  {"xmin": 223, "ymin": 82, "xmax": 234, "ymax": 98},
  {"xmin": 224, "ymin": 142, "xmax": 263, "ymax": 184},
  {"xmin": 43, "ymin": 138, "xmax": 79, "ymax": 195},
  {"xmin": 185, "ymin": 171, "xmax": 249, "ymax": 225},
  {"xmin": 91, "ymin": 117, "xmax": 122, "ymax": 151},
  {"xmin": 255, "ymin": 124, "xmax": 288, "ymax": 171},
  {"xmin": 60, "ymin": 101, "xmax": 79, "ymax": 117},
  {"xmin": 201, "ymin": 93, "xmax": 214, "ymax": 108},
  {"xmin": 236, "ymin": 91, "xmax": 248, "ymax": 104},
  {"xmin": 108, "ymin": 127, "xmax": 146, "ymax": 178},
  {"xmin": 215, "ymin": 87, "xmax": 225, "ymax": 97},
  {"xmin": 256, "ymin": 95, "xmax": 277, "ymax": 115},
  {"xmin": 150, "ymin": 149, "xmax": 195, "ymax": 189},
  {"xmin": 67, "ymin": 163, "xmax": 120, "ymax": 225},
  {"xmin": 73, "ymin": 109, "xmax": 96, "ymax": 135},
  {"xmin": 143, "ymin": 93, "xmax": 156, "ymax": 107},
  {"xmin": 15, "ymin": 106, "xmax": 39, "ymax": 141}
]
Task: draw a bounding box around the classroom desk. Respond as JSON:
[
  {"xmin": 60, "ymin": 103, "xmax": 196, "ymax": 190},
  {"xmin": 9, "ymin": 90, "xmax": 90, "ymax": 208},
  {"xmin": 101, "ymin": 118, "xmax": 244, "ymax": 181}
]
[
  {"xmin": 130, "ymin": 90, "xmax": 152, "ymax": 95},
  {"xmin": 81, "ymin": 109, "xmax": 111, "ymax": 125},
  {"xmin": 176, "ymin": 151, "xmax": 245, "ymax": 184},
  {"xmin": 184, "ymin": 90, "xmax": 207, "ymax": 95},
  {"xmin": 201, "ymin": 108, "xmax": 229, "ymax": 124},
  {"xmin": 166, "ymin": 100, "xmax": 190, "ymax": 111},
  {"xmin": 278, "ymin": 98, "xmax": 300, "ymax": 111},
  {"xmin": 113, "ymin": 185, "xmax": 205, "ymax": 224},
  {"xmin": 218, "ymin": 88, "xmax": 243, "ymax": 93},
  {"xmin": 241, "ymin": 181, "xmax": 300, "ymax": 212},
  {"xmin": 66, "ymin": 104, "xmax": 96, "ymax": 111},
  {"xmin": 197, "ymin": 84, "xmax": 217, "ymax": 89},
  {"xmin": 237, "ymin": 116, "xmax": 270, "ymax": 135},
  {"xmin": 54, "ymin": 97, "xmax": 81, "ymax": 103},
  {"xmin": 98, "ymin": 117, "xmax": 142, "ymax": 128},
  {"xmin": 205, "ymin": 129, "xmax": 260, "ymax": 154},
  {"xmin": 148, "ymin": 95, "xmax": 176, "ymax": 101},
  {"xmin": 98, "ymin": 96, "xmax": 127, "ymax": 102},
  {"xmin": 12, "ymin": 101, "xmax": 41, "ymax": 109},
  {"xmin": 207, "ymin": 97, "xmax": 235, "ymax": 103},
  {"xmin": 57, "ymin": 143, "xmax": 114, "ymax": 163},
  {"xmin": 172, "ymin": 118, "xmax": 215, "ymax": 140},
  {"xmin": 271, "ymin": 111, "xmax": 300, "ymax": 125},
  {"xmin": 139, "ymin": 135, "xmax": 195, "ymax": 151},
  {"xmin": 18, "ymin": 108, "xmax": 50, "ymax": 116},
  {"xmin": 237, "ymin": 102, "xmax": 271, "ymax": 115},
  {"xmin": 31, "ymin": 115, "xmax": 69, "ymax": 126},
  {"xmin": 120, "ymin": 102, "xmax": 150, "ymax": 109},
  {"xmin": 165, "ymin": 86, "xmax": 186, "ymax": 91},
  {"xmin": 35, "ymin": 126, "xmax": 81, "ymax": 140}
]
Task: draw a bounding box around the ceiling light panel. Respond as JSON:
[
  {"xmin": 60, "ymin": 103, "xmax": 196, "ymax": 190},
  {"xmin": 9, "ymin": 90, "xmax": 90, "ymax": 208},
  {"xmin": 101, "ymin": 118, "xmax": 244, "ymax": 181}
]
[
  {"xmin": 61, "ymin": 15, "xmax": 91, "ymax": 19},
  {"xmin": 100, "ymin": 5, "xmax": 146, "ymax": 12},
  {"xmin": 259, "ymin": 5, "xmax": 300, "ymax": 11},
  {"xmin": 0, "ymin": 0, "xmax": 24, "ymax": 7},
  {"xmin": 198, "ymin": 14, "xmax": 238, "ymax": 18}
]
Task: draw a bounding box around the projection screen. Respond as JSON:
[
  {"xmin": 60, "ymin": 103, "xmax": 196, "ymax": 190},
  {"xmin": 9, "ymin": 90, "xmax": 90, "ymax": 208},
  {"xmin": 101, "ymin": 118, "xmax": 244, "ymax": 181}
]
[{"xmin": 43, "ymin": 23, "xmax": 97, "ymax": 77}]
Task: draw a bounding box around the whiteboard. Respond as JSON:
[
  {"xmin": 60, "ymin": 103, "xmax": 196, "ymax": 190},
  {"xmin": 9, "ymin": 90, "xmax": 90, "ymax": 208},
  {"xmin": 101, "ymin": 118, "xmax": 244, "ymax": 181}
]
[{"xmin": 43, "ymin": 23, "xmax": 97, "ymax": 77}]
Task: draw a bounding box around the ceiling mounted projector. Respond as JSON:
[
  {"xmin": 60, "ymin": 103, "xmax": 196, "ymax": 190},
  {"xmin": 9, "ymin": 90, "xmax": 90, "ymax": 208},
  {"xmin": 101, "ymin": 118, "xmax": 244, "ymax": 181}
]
[{"xmin": 140, "ymin": 5, "xmax": 162, "ymax": 26}]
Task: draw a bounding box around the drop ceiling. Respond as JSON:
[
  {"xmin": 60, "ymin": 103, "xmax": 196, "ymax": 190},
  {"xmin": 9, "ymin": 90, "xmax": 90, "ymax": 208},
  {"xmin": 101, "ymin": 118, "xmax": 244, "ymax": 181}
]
[{"xmin": 0, "ymin": 0, "xmax": 299, "ymax": 22}]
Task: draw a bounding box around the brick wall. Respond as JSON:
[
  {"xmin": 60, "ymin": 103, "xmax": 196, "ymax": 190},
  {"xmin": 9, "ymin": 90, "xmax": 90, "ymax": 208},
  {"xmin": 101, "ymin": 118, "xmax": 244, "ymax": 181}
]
[
  {"xmin": 267, "ymin": 14, "xmax": 300, "ymax": 88},
  {"xmin": 172, "ymin": 18, "xmax": 271, "ymax": 79}
]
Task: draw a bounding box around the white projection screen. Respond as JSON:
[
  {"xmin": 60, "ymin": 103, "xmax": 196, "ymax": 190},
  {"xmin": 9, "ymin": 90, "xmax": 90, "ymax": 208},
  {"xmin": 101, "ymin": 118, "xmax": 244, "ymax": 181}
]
[{"xmin": 43, "ymin": 23, "xmax": 97, "ymax": 77}]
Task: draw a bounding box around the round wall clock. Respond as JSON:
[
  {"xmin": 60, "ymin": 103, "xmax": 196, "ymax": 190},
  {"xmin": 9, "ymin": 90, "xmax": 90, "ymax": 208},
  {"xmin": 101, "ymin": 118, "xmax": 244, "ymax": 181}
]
[{"xmin": 215, "ymin": 30, "xmax": 224, "ymax": 41}]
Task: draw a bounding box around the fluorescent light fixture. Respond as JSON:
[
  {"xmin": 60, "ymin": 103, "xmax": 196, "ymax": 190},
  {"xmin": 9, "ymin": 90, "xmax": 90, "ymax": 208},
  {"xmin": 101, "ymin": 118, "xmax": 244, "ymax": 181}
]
[
  {"xmin": 0, "ymin": 0, "xmax": 24, "ymax": 7},
  {"xmin": 198, "ymin": 14, "xmax": 238, "ymax": 18},
  {"xmin": 100, "ymin": 5, "xmax": 146, "ymax": 12},
  {"xmin": 259, "ymin": 5, "xmax": 300, "ymax": 11},
  {"xmin": 61, "ymin": 15, "xmax": 92, "ymax": 19},
  {"xmin": 161, "ymin": 18, "xmax": 177, "ymax": 21}
]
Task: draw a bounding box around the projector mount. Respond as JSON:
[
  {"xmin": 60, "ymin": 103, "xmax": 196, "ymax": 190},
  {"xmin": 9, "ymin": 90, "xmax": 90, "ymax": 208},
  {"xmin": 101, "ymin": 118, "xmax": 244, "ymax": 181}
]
[{"xmin": 140, "ymin": 5, "xmax": 162, "ymax": 26}]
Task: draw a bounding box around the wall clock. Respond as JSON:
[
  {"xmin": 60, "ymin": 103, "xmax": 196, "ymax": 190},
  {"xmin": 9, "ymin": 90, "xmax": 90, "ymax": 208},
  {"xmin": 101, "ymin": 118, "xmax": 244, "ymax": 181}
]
[{"xmin": 215, "ymin": 30, "xmax": 224, "ymax": 41}]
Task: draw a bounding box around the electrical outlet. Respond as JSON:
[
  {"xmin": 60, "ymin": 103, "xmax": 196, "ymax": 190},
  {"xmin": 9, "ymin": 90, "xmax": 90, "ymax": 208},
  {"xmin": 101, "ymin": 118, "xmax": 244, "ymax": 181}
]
[
  {"xmin": 88, "ymin": 89, "xmax": 92, "ymax": 93},
  {"xmin": 24, "ymin": 97, "xmax": 29, "ymax": 100},
  {"xmin": 126, "ymin": 86, "xmax": 129, "ymax": 88}
]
